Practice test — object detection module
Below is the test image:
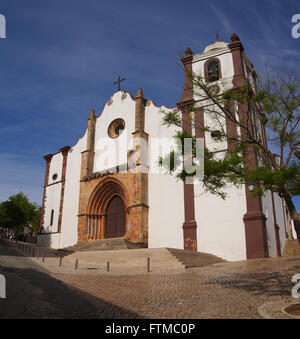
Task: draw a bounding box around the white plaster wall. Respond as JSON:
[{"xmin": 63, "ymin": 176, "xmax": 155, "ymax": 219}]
[
  {"xmin": 273, "ymin": 193, "xmax": 288, "ymax": 254},
  {"xmin": 261, "ymin": 192, "xmax": 288, "ymax": 257},
  {"xmin": 203, "ymin": 109, "xmax": 228, "ymax": 152},
  {"xmin": 261, "ymin": 191, "xmax": 278, "ymax": 257},
  {"xmin": 42, "ymin": 152, "xmax": 63, "ymax": 234},
  {"xmin": 48, "ymin": 152, "xmax": 63, "ymax": 185},
  {"xmin": 145, "ymin": 102, "xmax": 185, "ymax": 250},
  {"xmin": 193, "ymin": 50, "xmax": 235, "ymax": 153},
  {"xmin": 242, "ymin": 55, "xmax": 255, "ymax": 88},
  {"xmin": 191, "ymin": 47, "xmax": 248, "ymax": 261},
  {"xmin": 43, "ymin": 182, "xmax": 62, "ymax": 233},
  {"xmin": 94, "ymin": 91, "xmax": 135, "ymax": 172},
  {"xmin": 292, "ymin": 220, "xmax": 298, "ymax": 239},
  {"xmin": 192, "ymin": 50, "xmax": 234, "ymax": 102},
  {"xmin": 59, "ymin": 132, "xmax": 87, "ymax": 248},
  {"xmin": 148, "ymin": 173, "xmax": 184, "ymax": 249},
  {"xmin": 194, "ymin": 184, "xmax": 247, "ymax": 261},
  {"xmin": 37, "ymin": 233, "xmax": 61, "ymax": 249}
]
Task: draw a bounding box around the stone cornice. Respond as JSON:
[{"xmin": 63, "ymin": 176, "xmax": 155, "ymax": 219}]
[{"xmin": 193, "ymin": 47, "xmax": 230, "ymax": 62}]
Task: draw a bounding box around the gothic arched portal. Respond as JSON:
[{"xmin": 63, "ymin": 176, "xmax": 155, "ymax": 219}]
[{"xmin": 85, "ymin": 177, "xmax": 129, "ymax": 240}]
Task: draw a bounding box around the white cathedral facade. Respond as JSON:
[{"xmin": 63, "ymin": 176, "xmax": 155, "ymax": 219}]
[{"xmin": 37, "ymin": 34, "xmax": 297, "ymax": 261}]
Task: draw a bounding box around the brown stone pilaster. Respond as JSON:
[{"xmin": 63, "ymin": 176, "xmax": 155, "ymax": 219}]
[
  {"xmin": 39, "ymin": 154, "xmax": 53, "ymax": 232},
  {"xmin": 57, "ymin": 146, "xmax": 70, "ymax": 233},
  {"xmin": 130, "ymin": 90, "xmax": 149, "ymax": 245},
  {"xmin": 240, "ymin": 100, "xmax": 268, "ymax": 259},
  {"xmin": 243, "ymin": 189, "xmax": 269, "ymax": 259},
  {"xmin": 81, "ymin": 110, "xmax": 96, "ymax": 179},
  {"xmin": 135, "ymin": 88, "xmax": 146, "ymax": 131},
  {"xmin": 177, "ymin": 47, "xmax": 198, "ymax": 252},
  {"xmin": 229, "ymin": 33, "xmax": 246, "ymax": 88},
  {"xmin": 241, "ymin": 112, "xmax": 269, "ymax": 260},
  {"xmin": 87, "ymin": 110, "xmax": 96, "ymax": 175},
  {"xmin": 229, "ymin": 33, "xmax": 268, "ymax": 259}
]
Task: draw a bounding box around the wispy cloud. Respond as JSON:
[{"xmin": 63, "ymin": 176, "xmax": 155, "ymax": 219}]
[{"xmin": 0, "ymin": 0, "xmax": 299, "ymax": 210}]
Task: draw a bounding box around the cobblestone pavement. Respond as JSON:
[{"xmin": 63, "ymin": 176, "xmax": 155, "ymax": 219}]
[{"xmin": 0, "ymin": 240, "xmax": 300, "ymax": 319}]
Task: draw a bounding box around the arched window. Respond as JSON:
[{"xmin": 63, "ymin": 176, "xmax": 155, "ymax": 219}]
[
  {"xmin": 206, "ymin": 59, "xmax": 220, "ymax": 82},
  {"xmin": 50, "ymin": 209, "xmax": 54, "ymax": 227}
]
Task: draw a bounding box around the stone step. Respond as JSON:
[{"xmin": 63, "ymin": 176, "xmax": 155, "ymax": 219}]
[
  {"xmin": 167, "ymin": 248, "xmax": 225, "ymax": 268},
  {"xmin": 65, "ymin": 248, "xmax": 185, "ymax": 270},
  {"xmin": 283, "ymin": 240, "xmax": 300, "ymax": 257},
  {"xmin": 62, "ymin": 238, "xmax": 146, "ymax": 253},
  {"xmin": 62, "ymin": 244, "xmax": 226, "ymax": 270}
]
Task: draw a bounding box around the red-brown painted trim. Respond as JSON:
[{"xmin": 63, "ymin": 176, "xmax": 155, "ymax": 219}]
[
  {"xmin": 203, "ymin": 58, "xmax": 222, "ymax": 83},
  {"xmin": 57, "ymin": 146, "xmax": 70, "ymax": 233},
  {"xmin": 240, "ymin": 104, "xmax": 268, "ymax": 259},
  {"xmin": 178, "ymin": 47, "xmax": 194, "ymax": 105},
  {"xmin": 229, "ymin": 33, "xmax": 268, "ymax": 259},
  {"xmin": 39, "ymin": 154, "xmax": 53, "ymax": 233},
  {"xmin": 243, "ymin": 191, "xmax": 269, "ymax": 259},
  {"xmin": 229, "ymin": 33, "xmax": 246, "ymax": 88},
  {"xmin": 177, "ymin": 47, "xmax": 198, "ymax": 252}
]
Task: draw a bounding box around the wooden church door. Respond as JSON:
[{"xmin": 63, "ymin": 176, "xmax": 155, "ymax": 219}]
[{"xmin": 105, "ymin": 196, "xmax": 126, "ymax": 238}]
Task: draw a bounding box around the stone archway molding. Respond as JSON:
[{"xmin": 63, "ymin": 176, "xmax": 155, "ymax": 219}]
[{"xmin": 86, "ymin": 177, "xmax": 130, "ymax": 240}]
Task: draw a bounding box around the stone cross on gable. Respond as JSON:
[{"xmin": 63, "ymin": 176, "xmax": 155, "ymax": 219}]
[{"xmin": 114, "ymin": 75, "xmax": 125, "ymax": 91}]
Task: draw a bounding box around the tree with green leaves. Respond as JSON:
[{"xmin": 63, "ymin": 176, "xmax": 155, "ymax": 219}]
[
  {"xmin": 161, "ymin": 65, "xmax": 300, "ymax": 240},
  {"xmin": 0, "ymin": 192, "xmax": 40, "ymax": 240}
]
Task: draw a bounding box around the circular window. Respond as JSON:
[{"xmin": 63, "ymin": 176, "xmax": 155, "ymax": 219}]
[
  {"xmin": 52, "ymin": 174, "xmax": 58, "ymax": 181},
  {"xmin": 108, "ymin": 119, "xmax": 125, "ymax": 139}
]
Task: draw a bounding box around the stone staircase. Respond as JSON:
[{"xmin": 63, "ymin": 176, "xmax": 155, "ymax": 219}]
[
  {"xmin": 63, "ymin": 246, "xmax": 226, "ymax": 270},
  {"xmin": 282, "ymin": 240, "xmax": 300, "ymax": 257},
  {"xmin": 65, "ymin": 248, "xmax": 185, "ymax": 270},
  {"xmin": 62, "ymin": 238, "xmax": 146, "ymax": 253},
  {"xmin": 167, "ymin": 248, "xmax": 226, "ymax": 269}
]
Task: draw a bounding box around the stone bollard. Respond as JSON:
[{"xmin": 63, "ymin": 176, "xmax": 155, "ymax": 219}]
[
  {"xmin": 107, "ymin": 262, "xmax": 110, "ymax": 272},
  {"xmin": 147, "ymin": 257, "xmax": 151, "ymax": 272},
  {"xmin": 74, "ymin": 259, "xmax": 78, "ymax": 270},
  {"xmin": 59, "ymin": 257, "xmax": 63, "ymax": 267}
]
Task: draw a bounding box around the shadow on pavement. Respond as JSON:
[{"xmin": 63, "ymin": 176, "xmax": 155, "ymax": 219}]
[
  {"xmin": 0, "ymin": 240, "xmax": 141, "ymax": 319},
  {"xmin": 0, "ymin": 265, "xmax": 141, "ymax": 319},
  {"xmin": 202, "ymin": 266, "xmax": 300, "ymax": 298}
]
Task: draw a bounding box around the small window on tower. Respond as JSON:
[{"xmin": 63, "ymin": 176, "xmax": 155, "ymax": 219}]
[{"xmin": 206, "ymin": 60, "xmax": 220, "ymax": 82}]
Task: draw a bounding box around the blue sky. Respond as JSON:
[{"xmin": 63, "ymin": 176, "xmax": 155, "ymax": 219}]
[{"xmin": 0, "ymin": 0, "xmax": 299, "ymax": 209}]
